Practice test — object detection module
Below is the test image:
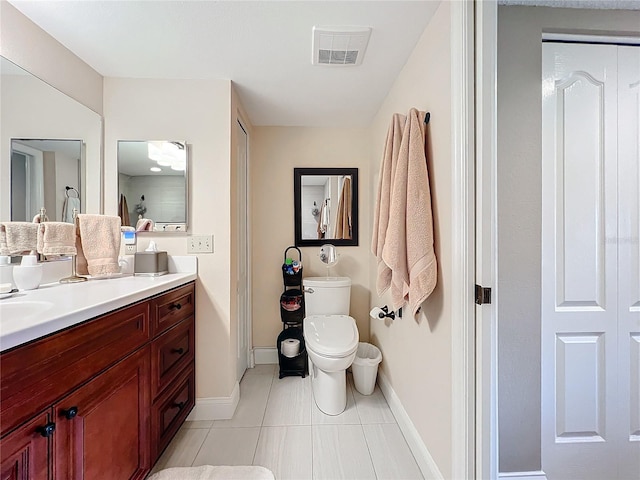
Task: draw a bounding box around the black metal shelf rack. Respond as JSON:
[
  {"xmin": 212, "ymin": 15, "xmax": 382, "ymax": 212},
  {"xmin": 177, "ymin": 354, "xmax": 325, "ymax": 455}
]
[{"xmin": 278, "ymin": 246, "xmax": 308, "ymax": 379}]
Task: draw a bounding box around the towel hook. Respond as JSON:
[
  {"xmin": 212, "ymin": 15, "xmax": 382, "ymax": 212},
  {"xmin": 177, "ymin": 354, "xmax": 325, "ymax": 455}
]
[{"xmin": 65, "ymin": 186, "xmax": 79, "ymax": 198}]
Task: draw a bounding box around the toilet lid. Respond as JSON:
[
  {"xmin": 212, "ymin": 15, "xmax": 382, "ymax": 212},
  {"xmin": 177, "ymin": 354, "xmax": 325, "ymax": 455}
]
[{"xmin": 303, "ymin": 315, "xmax": 359, "ymax": 357}]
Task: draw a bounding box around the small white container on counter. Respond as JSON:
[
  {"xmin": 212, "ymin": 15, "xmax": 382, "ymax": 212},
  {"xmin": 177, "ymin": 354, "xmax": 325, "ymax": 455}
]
[{"xmin": 13, "ymin": 255, "xmax": 43, "ymax": 291}]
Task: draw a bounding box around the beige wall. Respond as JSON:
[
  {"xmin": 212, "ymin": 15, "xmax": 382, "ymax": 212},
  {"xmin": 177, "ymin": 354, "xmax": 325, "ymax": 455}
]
[
  {"xmin": 251, "ymin": 127, "xmax": 371, "ymax": 349},
  {"xmin": 0, "ymin": 0, "xmax": 103, "ymax": 115},
  {"xmin": 497, "ymin": 5, "xmax": 640, "ymax": 473},
  {"xmin": 103, "ymin": 77, "xmax": 237, "ymax": 399},
  {"xmin": 368, "ymin": 1, "xmax": 452, "ymax": 477}
]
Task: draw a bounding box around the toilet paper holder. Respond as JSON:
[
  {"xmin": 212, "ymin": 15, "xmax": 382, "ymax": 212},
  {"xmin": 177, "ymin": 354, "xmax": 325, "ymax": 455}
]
[{"xmin": 371, "ymin": 305, "xmax": 396, "ymax": 320}]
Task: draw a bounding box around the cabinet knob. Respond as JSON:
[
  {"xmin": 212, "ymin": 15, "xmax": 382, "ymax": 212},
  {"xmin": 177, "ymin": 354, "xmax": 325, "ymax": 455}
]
[
  {"xmin": 36, "ymin": 422, "xmax": 56, "ymax": 438},
  {"xmin": 61, "ymin": 406, "xmax": 78, "ymax": 420},
  {"xmin": 173, "ymin": 401, "xmax": 185, "ymax": 410},
  {"xmin": 169, "ymin": 303, "xmax": 182, "ymax": 311},
  {"xmin": 171, "ymin": 347, "xmax": 185, "ymax": 355}
]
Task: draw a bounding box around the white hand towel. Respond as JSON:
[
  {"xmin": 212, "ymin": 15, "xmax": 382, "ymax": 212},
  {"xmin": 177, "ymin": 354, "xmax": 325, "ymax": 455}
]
[
  {"xmin": 36, "ymin": 222, "xmax": 77, "ymax": 256},
  {"xmin": 77, "ymin": 214, "xmax": 121, "ymax": 276},
  {"xmin": 62, "ymin": 196, "xmax": 81, "ymax": 223},
  {"xmin": 0, "ymin": 222, "xmax": 38, "ymax": 256}
]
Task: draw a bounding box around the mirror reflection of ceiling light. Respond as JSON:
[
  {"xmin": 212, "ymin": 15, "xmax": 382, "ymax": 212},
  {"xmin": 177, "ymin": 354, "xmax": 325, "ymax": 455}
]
[
  {"xmin": 150, "ymin": 167, "xmax": 161, "ymax": 172},
  {"xmin": 148, "ymin": 141, "xmax": 186, "ymax": 170}
]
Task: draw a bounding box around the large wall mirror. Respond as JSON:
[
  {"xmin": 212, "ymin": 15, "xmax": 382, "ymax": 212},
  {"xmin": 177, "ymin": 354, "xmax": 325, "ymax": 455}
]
[
  {"xmin": 294, "ymin": 167, "xmax": 358, "ymax": 247},
  {"xmin": 1, "ymin": 56, "xmax": 102, "ymax": 222},
  {"xmin": 117, "ymin": 140, "xmax": 188, "ymax": 232}
]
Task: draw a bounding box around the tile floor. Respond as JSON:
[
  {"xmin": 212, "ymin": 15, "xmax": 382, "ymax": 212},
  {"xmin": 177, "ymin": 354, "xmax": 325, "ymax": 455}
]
[{"xmin": 151, "ymin": 364, "xmax": 424, "ymax": 480}]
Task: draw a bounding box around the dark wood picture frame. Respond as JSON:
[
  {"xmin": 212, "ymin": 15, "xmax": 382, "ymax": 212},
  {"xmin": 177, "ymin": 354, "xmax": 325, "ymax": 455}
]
[{"xmin": 293, "ymin": 167, "xmax": 359, "ymax": 247}]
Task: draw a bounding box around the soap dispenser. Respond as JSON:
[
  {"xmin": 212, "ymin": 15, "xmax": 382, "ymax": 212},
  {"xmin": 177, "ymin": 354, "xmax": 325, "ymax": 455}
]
[{"xmin": 12, "ymin": 255, "xmax": 43, "ymax": 290}]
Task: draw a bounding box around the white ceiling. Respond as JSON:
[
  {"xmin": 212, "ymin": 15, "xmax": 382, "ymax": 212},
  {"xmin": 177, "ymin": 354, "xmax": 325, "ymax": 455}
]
[{"xmin": 9, "ymin": 0, "xmax": 441, "ymax": 127}]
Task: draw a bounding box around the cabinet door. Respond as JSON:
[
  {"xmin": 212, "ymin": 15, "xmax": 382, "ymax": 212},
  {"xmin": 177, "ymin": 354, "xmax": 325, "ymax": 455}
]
[
  {"xmin": 53, "ymin": 348, "xmax": 150, "ymax": 480},
  {"xmin": 0, "ymin": 412, "xmax": 51, "ymax": 480}
]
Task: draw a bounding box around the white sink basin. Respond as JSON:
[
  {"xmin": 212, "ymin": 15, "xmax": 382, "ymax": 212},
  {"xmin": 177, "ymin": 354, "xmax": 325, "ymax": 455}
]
[{"xmin": 0, "ymin": 301, "xmax": 55, "ymax": 323}]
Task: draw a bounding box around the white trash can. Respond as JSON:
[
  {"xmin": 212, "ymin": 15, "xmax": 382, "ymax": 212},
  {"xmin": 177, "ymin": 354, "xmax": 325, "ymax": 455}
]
[{"xmin": 352, "ymin": 342, "xmax": 382, "ymax": 395}]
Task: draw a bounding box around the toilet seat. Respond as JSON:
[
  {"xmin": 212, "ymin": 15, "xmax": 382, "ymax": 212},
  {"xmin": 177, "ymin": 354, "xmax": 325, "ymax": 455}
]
[{"xmin": 303, "ymin": 315, "xmax": 358, "ymax": 358}]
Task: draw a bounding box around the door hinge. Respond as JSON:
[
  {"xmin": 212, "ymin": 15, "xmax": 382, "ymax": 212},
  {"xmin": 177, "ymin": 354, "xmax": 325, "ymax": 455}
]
[{"xmin": 475, "ymin": 284, "xmax": 492, "ymax": 305}]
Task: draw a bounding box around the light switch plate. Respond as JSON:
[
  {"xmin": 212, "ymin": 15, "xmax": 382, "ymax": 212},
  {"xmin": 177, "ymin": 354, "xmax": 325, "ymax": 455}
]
[{"xmin": 187, "ymin": 234, "xmax": 214, "ymax": 254}]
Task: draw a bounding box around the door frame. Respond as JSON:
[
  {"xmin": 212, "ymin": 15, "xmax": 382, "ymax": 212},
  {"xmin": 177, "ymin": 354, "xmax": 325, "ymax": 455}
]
[
  {"xmin": 236, "ymin": 116, "xmax": 253, "ymax": 379},
  {"xmin": 474, "ymin": 1, "xmax": 499, "ymax": 478},
  {"xmin": 451, "ymin": 0, "xmax": 482, "ymax": 478}
]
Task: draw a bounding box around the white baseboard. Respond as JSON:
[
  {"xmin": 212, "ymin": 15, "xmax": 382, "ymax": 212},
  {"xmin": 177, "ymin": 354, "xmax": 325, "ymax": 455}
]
[
  {"xmin": 499, "ymin": 471, "xmax": 547, "ymax": 480},
  {"xmin": 377, "ymin": 370, "xmax": 444, "ymax": 480},
  {"xmin": 186, "ymin": 381, "xmax": 240, "ymax": 421},
  {"xmin": 253, "ymin": 347, "xmax": 278, "ymax": 365}
]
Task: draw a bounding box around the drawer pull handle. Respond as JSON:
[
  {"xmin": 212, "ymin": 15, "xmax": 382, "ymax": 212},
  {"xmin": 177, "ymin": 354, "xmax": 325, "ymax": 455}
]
[
  {"xmin": 173, "ymin": 401, "xmax": 185, "ymax": 410},
  {"xmin": 61, "ymin": 406, "xmax": 78, "ymax": 420},
  {"xmin": 169, "ymin": 303, "xmax": 182, "ymax": 311},
  {"xmin": 36, "ymin": 422, "xmax": 56, "ymax": 438},
  {"xmin": 171, "ymin": 347, "xmax": 185, "ymax": 355}
]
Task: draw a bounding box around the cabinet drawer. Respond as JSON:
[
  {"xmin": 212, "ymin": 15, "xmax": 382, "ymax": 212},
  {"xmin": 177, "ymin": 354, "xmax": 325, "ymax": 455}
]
[
  {"xmin": 151, "ymin": 365, "xmax": 195, "ymax": 463},
  {"xmin": 0, "ymin": 301, "xmax": 150, "ymax": 437},
  {"xmin": 151, "ymin": 283, "xmax": 195, "ymax": 336},
  {"xmin": 151, "ymin": 317, "xmax": 195, "ymax": 398}
]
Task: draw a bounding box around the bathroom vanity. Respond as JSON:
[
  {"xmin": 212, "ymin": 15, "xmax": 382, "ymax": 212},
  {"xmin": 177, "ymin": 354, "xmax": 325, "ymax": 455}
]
[{"xmin": 0, "ymin": 273, "xmax": 196, "ymax": 479}]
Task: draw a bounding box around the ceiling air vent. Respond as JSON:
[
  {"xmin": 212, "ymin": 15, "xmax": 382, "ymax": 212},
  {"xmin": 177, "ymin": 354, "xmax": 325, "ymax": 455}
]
[{"xmin": 312, "ymin": 26, "xmax": 372, "ymax": 66}]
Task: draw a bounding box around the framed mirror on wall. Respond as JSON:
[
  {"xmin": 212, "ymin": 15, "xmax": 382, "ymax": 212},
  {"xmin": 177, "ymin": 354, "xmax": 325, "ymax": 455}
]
[
  {"xmin": 117, "ymin": 140, "xmax": 188, "ymax": 233},
  {"xmin": 1, "ymin": 56, "xmax": 102, "ymax": 222},
  {"xmin": 294, "ymin": 167, "xmax": 358, "ymax": 247}
]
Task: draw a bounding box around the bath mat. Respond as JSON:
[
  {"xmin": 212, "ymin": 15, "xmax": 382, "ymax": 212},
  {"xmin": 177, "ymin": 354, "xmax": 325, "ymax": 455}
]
[{"xmin": 147, "ymin": 465, "xmax": 275, "ymax": 480}]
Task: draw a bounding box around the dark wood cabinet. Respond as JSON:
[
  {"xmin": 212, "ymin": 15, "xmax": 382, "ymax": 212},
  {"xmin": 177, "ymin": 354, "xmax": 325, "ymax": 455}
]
[
  {"xmin": 0, "ymin": 281, "xmax": 195, "ymax": 480},
  {"xmin": 0, "ymin": 412, "xmax": 51, "ymax": 480},
  {"xmin": 53, "ymin": 348, "xmax": 150, "ymax": 480}
]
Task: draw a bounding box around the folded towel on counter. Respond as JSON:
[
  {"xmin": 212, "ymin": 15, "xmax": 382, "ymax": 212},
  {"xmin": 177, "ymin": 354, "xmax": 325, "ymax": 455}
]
[
  {"xmin": 136, "ymin": 218, "xmax": 154, "ymax": 232},
  {"xmin": 121, "ymin": 226, "xmax": 135, "ymax": 232},
  {"xmin": 77, "ymin": 214, "xmax": 121, "ymax": 276},
  {"xmin": 62, "ymin": 196, "xmax": 81, "ymax": 223},
  {"xmin": 36, "ymin": 222, "xmax": 77, "ymax": 256},
  {"xmin": 0, "ymin": 222, "xmax": 38, "ymax": 256}
]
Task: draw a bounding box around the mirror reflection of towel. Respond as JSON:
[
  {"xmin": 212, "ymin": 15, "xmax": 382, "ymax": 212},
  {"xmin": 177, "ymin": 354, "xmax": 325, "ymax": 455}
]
[
  {"xmin": 136, "ymin": 218, "xmax": 154, "ymax": 232},
  {"xmin": 62, "ymin": 196, "xmax": 81, "ymax": 223},
  {"xmin": 118, "ymin": 194, "xmax": 130, "ymax": 226},
  {"xmin": 334, "ymin": 177, "xmax": 352, "ymax": 239}
]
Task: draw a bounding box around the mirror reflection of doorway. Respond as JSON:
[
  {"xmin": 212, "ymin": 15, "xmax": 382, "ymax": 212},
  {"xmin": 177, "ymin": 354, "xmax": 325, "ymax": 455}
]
[{"xmin": 10, "ymin": 139, "xmax": 82, "ymax": 222}]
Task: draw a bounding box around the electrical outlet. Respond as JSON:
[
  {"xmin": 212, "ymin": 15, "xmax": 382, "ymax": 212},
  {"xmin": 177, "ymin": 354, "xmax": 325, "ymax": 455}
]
[
  {"xmin": 187, "ymin": 234, "xmax": 214, "ymax": 254},
  {"xmin": 125, "ymin": 244, "xmax": 136, "ymax": 254}
]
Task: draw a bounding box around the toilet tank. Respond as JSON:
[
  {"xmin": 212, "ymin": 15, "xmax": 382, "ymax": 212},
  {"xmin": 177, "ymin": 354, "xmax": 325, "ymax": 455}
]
[{"xmin": 303, "ymin": 277, "xmax": 351, "ymax": 316}]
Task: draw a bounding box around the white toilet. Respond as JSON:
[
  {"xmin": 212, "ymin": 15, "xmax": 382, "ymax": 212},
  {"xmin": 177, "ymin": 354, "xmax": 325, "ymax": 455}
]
[{"xmin": 303, "ymin": 276, "xmax": 359, "ymax": 415}]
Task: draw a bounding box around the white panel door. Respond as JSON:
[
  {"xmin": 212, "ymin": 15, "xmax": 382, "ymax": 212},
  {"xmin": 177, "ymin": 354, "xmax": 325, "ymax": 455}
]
[
  {"xmin": 618, "ymin": 46, "xmax": 640, "ymax": 480},
  {"xmin": 542, "ymin": 43, "xmax": 619, "ymax": 478}
]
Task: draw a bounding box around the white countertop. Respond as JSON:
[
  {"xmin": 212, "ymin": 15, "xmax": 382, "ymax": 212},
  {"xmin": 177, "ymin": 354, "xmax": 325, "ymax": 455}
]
[{"xmin": 0, "ymin": 257, "xmax": 197, "ymax": 352}]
